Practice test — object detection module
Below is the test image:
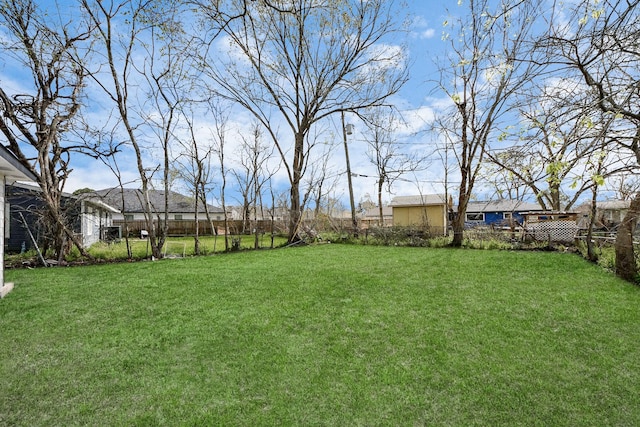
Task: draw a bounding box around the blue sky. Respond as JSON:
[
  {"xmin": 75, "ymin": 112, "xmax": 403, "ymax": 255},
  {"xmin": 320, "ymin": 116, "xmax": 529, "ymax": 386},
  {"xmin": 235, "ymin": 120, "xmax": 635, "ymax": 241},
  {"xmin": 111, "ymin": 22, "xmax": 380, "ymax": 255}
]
[
  {"xmin": 53, "ymin": 0, "xmax": 455, "ymax": 208},
  {"xmin": 6, "ymin": 0, "xmax": 611, "ymax": 209}
]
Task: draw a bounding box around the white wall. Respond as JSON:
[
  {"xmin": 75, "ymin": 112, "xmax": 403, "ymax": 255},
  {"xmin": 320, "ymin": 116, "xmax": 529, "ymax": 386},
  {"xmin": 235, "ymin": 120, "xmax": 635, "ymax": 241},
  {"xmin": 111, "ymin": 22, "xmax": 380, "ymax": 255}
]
[{"xmin": 81, "ymin": 202, "xmax": 114, "ymax": 248}]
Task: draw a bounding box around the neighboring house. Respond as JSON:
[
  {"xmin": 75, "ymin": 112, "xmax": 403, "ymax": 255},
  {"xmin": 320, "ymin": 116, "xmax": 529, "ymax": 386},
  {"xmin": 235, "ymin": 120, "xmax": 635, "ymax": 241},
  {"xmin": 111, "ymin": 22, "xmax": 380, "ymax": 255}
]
[
  {"xmin": 94, "ymin": 188, "xmax": 226, "ymax": 222},
  {"xmin": 0, "ymin": 145, "xmax": 38, "ymax": 298},
  {"xmin": 389, "ymin": 194, "xmax": 447, "ymax": 235},
  {"xmin": 76, "ymin": 192, "xmax": 122, "ymax": 246},
  {"xmin": 576, "ymin": 200, "xmax": 630, "ymax": 230},
  {"xmin": 5, "ymin": 183, "xmax": 119, "ymax": 252},
  {"xmin": 464, "ymin": 200, "xmax": 543, "ymax": 228},
  {"xmin": 93, "ymin": 188, "xmax": 226, "ymax": 236},
  {"xmin": 361, "ymin": 205, "xmax": 393, "ymax": 228},
  {"xmin": 597, "ymin": 200, "xmax": 630, "ymax": 226}
]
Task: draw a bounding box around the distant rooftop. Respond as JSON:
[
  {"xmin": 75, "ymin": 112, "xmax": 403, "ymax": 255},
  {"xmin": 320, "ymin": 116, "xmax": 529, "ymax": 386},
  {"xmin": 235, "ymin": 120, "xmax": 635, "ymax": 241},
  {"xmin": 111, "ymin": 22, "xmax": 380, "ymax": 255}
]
[
  {"xmin": 94, "ymin": 188, "xmax": 224, "ymax": 214},
  {"xmin": 466, "ymin": 200, "xmax": 542, "ymax": 213},
  {"xmin": 389, "ymin": 194, "xmax": 446, "ymax": 207}
]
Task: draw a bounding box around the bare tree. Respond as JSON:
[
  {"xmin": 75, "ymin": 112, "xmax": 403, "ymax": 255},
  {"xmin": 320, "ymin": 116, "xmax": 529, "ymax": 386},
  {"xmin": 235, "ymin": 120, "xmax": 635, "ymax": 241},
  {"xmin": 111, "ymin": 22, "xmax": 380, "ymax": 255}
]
[
  {"xmin": 233, "ymin": 123, "xmax": 261, "ymax": 234},
  {"xmin": 0, "ymin": 0, "xmax": 97, "ymax": 261},
  {"xmin": 208, "ymin": 102, "xmax": 230, "ymax": 251},
  {"xmin": 171, "ymin": 104, "xmax": 219, "ymax": 255},
  {"xmin": 608, "ymin": 175, "xmax": 640, "ymax": 201},
  {"xmin": 293, "ymin": 127, "xmax": 342, "ymax": 238},
  {"xmin": 92, "ymin": 127, "xmax": 135, "ymax": 259},
  {"xmin": 197, "ymin": 0, "xmax": 409, "ymax": 243},
  {"xmin": 141, "ymin": 22, "xmax": 197, "ymax": 256},
  {"xmin": 309, "ymin": 139, "xmax": 341, "ymax": 231},
  {"xmin": 81, "ymin": 0, "xmax": 191, "ymax": 259},
  {"xmin": 543, "ymin": 0, "xmax": 640, "ymax": 280},
  {"xmin": 361, "ymin": 107, "xmax": 416, "ymax": 227},
  {"xmin": 435, "ymin": 0, "xmax": 544, "ymax": 247},
  {"xmin": 232, "ymin": 122, "xmax": 277, "ymax": 248},
  {"xmin": 477, "ymin": 159, "xmax": 531, "ymax": 201}
]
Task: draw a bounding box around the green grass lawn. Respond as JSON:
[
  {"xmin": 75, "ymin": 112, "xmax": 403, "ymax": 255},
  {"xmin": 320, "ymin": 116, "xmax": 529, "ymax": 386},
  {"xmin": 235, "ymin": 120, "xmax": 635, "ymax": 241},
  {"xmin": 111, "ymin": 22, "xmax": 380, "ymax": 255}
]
[{"xmin": 2, "ymin": 245, "xmax": 640, "ymax": 425}]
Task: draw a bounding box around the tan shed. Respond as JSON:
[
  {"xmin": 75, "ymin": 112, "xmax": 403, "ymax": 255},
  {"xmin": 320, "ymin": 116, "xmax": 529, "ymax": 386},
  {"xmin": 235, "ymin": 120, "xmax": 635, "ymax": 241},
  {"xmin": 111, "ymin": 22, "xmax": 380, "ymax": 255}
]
[{"xmin": 390, "ymin": 194, "xmax": 448, "ymax": 235}]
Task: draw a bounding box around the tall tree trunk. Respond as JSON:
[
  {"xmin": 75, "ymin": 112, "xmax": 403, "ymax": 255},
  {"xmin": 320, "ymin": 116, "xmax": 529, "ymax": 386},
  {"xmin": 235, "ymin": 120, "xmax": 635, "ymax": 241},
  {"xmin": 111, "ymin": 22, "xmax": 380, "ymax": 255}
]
[
  {"xmin": 550, "ymin": 182, "xmax": 561, "ymax": 211},
  {"xmin": 451, "ymin": 167, "xmax": 470, "ymax": 247},
  {"xmin": 42, "ymin": 185, "xmax": 94, "ymax": 262},
  {"xmin": 615, "ymin": 193, "xmax": 640, "ymax": 282},
  {"xmin": 198, "ymin": 183, "xmax": 215, "ymax": 253},
  {"xmin": 586, "ymin": 189, "xmax": 598, "ymax": 262},
  {"xmin": 220, "ymin": 176, "xmax": 229, "ymax": 252},
  {"xmin": 288, "ymin": 132, "xmax": 305, "ymax": 243},
  {"xmin": 377, "ymin": 178, "xmax": 384, "ymax": 227},
  {"xmin": 451, "ymin": 209, "xmax": 465, "ymax": 247},
  {"xmin": 194, "ymin": 192, "xmax": 200, "ymax": 256},
  {"xmin": 288, "ymin": 183, "xmax": 302, "ymax": 243}
]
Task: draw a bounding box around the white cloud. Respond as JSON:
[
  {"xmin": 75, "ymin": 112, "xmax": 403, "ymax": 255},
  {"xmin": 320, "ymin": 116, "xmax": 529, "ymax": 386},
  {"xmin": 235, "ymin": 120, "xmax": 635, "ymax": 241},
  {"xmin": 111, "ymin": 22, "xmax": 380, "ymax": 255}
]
[
  {"xmin": 398, "ymin": 106, "xmax": 436, "ymax": 136},
  {"xmin": 64, "ymin": 159, "xmax": 140, "ymax": 193},
  {"xmin": 420, "ymin": 28, "xmax": 436, "ymax": 39},
  {"xmin": 410, "ymin": 15, "xmax": 437, "ymax": 40}
]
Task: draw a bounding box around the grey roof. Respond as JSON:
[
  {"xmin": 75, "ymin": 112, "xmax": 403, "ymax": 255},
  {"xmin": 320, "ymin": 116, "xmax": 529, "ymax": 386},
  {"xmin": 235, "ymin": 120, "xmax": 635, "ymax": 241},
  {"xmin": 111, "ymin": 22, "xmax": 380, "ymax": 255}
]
[
  {"xmin": 389, "ymin": 194, "xmax": 446, "ymax": 207},
  {"xmin": 362, "ymin": 206, "xmax": 393, "ymax": 219},
  {"xmin": 9, "ymin": 182, "xmax": 120, "ymax": 212},
  {"xmin": 0, "ymin": 145, "xmax": 37, "ymax": 182},
  {"xmin": 597, "ymin": 200, "xmax": 630, "ymax": 210},
  {"xmin": 466, "ymin": 200, "xmax": 542, "ymax": 213},
  {"xmin": 94, "ymin": 187, "xmax": 224, "ymax": 215}
]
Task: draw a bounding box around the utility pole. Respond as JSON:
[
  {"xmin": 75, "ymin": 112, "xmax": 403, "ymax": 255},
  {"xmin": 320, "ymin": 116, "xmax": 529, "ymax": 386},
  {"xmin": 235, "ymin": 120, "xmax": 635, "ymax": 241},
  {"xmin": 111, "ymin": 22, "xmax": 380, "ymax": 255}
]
[{"xmin": 341, "ymin": 110, "xmax": 358, "ymax": 238}]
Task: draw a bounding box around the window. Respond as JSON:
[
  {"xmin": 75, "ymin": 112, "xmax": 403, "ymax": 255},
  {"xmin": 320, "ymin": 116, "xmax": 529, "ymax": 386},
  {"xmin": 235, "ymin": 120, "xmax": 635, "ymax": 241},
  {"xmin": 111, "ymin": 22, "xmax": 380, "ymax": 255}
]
[
  {"xmin": 124, "ymin": 214, "xmax": 134, "ymax": 221},
  {"xmin": 174, "ymin": 214, "xmax": 183, "ymax": 220},
  {"xmin": 465, "ymin": 212, "xmax": 484, "ymax": 221},
  {"xmin": 503, "ymin": 212, "xmax": 512, "ymax": 219}
]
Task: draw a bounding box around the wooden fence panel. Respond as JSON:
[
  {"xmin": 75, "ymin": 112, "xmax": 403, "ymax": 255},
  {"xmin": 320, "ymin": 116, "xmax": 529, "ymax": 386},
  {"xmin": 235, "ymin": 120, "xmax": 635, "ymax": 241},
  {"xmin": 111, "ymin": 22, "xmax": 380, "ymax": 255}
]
[{"xmin": 113, "ymin": 219, "xmax": 283, "ymax": 237}]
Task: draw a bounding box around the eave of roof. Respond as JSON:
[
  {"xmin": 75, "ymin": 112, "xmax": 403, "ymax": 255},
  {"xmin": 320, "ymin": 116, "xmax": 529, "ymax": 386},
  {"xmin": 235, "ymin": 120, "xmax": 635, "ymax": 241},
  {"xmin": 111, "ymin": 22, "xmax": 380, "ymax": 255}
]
[
  {"xmin": 0, "ymin": 145, "xmax": 37, "ymax": 183},
  {"xmin": 389, "ymin": 194, "xmax": 446, "ymax": 207}
]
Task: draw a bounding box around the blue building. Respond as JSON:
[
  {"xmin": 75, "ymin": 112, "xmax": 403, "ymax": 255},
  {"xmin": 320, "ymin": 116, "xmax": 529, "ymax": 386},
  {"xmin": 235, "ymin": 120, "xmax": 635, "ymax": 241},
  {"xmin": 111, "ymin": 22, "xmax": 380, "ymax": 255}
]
[{"xmin": 465, "ymin": 200, "xmax": 542, "ymax": 228}]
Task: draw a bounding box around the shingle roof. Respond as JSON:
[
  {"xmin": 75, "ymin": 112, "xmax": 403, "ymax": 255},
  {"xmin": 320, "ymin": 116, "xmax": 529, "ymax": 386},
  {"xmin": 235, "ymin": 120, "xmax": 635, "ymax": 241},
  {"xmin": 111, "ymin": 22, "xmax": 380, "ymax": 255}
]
[
  {"xmin": 362, "ymin": 206, "xmax": 393, "ymax": 219},
  {"xmin": 389, "ymin": 194, "xmax": 446, "ymax": 207},
  {"xmin": 9, "ymin": 182, "xmax": 119, "ymax": 212},
  {"xmin": 597, "ymin": 200, "xmax": 630, "ymax": 210},
  {"xmin": 93, "ymin": 188, "xmax": 224, "ymax": 215},
  {"xmin": 466, "ymin": 200, "xmax": 542, "ymax": 213}
]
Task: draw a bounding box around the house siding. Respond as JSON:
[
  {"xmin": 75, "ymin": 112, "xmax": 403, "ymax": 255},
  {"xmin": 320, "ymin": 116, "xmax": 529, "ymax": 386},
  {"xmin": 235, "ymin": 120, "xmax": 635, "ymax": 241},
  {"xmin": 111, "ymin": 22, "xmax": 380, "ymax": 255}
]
[
  {"xmin": 465, "ymin": 200, "xmax": 543, "ymax": 227},
  {"xmin": 478, "ymin": 211, "xmax": 522, "ymax": 225},
  {"xmin": 81, "ymin": 201, "xmax": 114, "ymax": 248},
  {"xmin": 5, "ymin": 185, "xmax": 116, "ymax": 252},
  {"xmin": 484, "ymin": 212, "xmax": 504, "ymax": 224},
  {"xmin": 5, "ymin": 186, "xmax": 78, "ymax": 253}
]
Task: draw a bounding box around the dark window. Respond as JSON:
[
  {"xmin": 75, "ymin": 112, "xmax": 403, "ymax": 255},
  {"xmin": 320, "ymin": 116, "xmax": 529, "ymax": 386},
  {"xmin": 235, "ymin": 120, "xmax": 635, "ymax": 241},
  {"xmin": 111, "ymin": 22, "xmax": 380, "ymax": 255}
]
[{"xmin": 465, "ymin": 213, "xmax": 484, "ymax": 221}]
